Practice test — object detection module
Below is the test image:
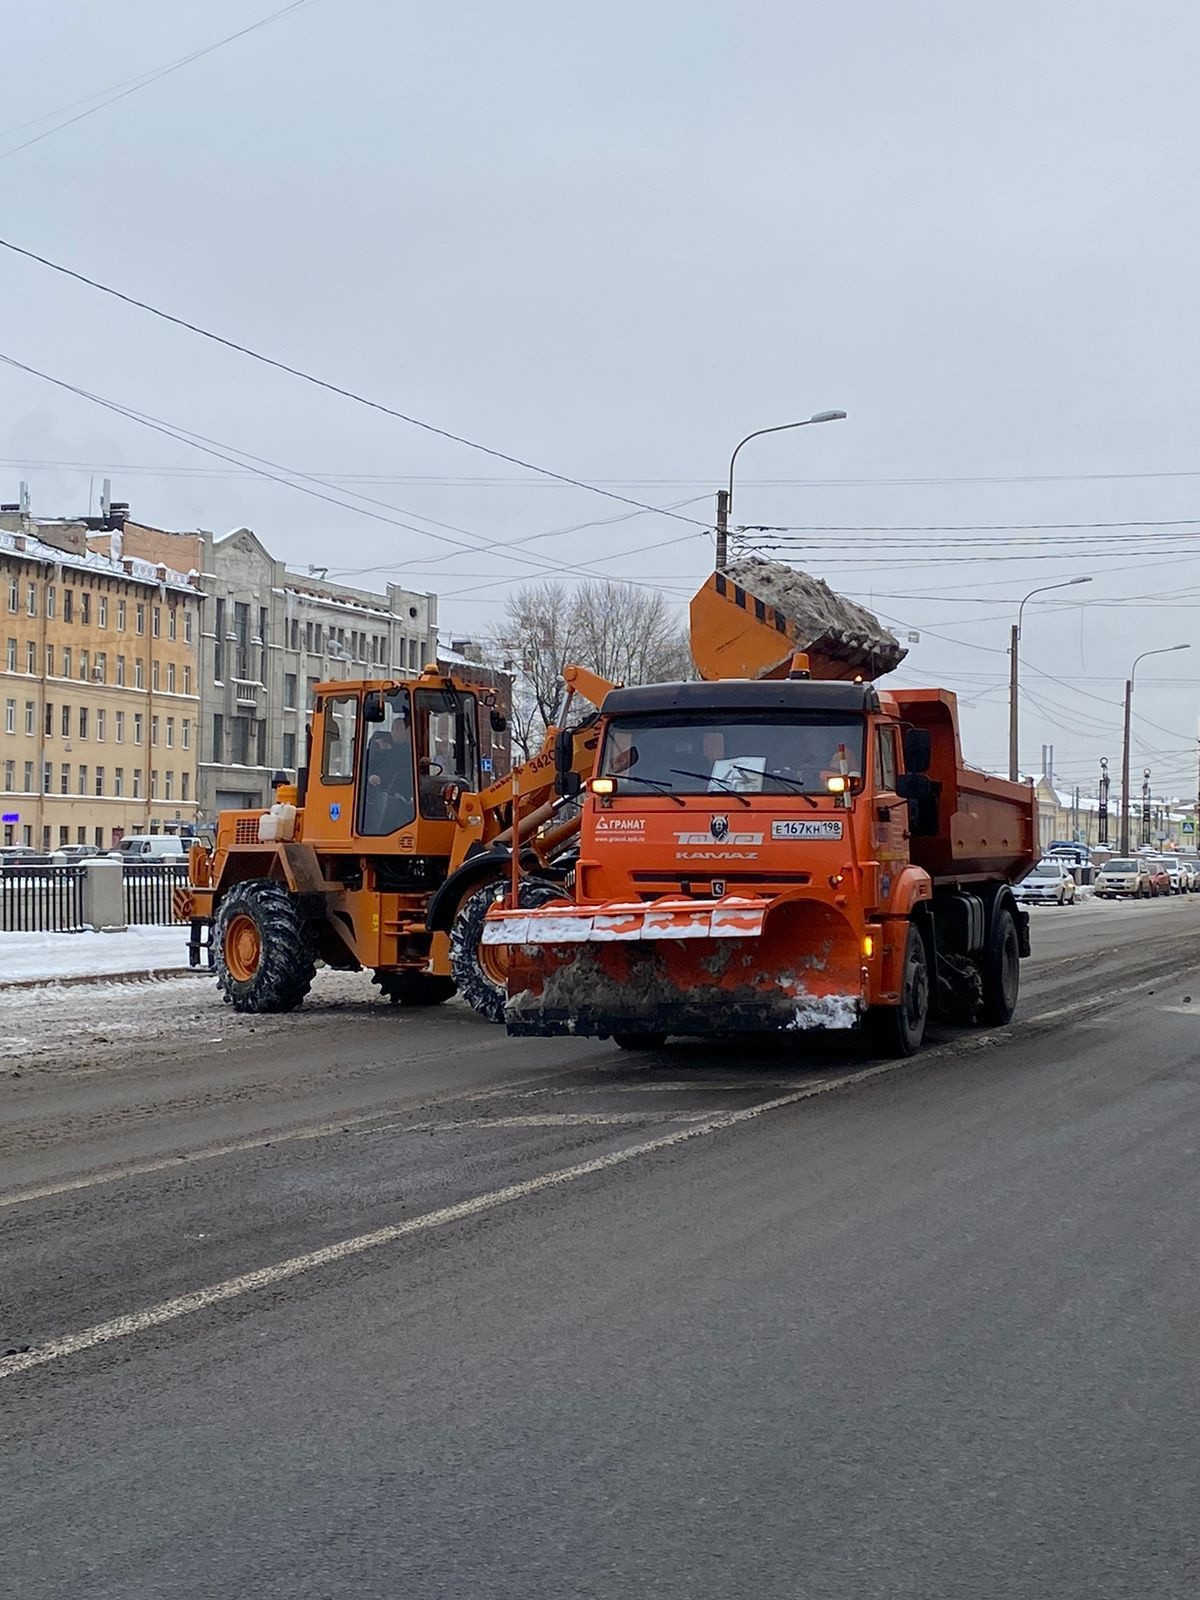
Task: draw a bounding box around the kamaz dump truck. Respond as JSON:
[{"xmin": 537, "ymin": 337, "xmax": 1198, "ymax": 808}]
[{"xmin": 483, "ymin": 570, "xmax": 1037, "ymax": 1057}]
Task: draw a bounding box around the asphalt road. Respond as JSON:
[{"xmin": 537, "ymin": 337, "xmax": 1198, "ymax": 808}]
[{"xmin": 2, "ymin": 895, "xmax": 1198, "ymax": 1597}]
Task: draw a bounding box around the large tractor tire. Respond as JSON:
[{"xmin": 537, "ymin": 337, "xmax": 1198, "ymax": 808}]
[
  {"xmin": 865, "ymin": 922, "xmax": 929, "ymax": 1058},
  {"xmin": 450, "ymin": 877, "xmax": 564, "ymax": 1023},
  {"xmin": 372, "ymin": 971, "xmax": 457, "ymax": 1007},
  {"xmin": 978, "ymin": 903, "xmax": 1021, "ymax": 1025},
  {"xmin": 214, "ymin": 880, "xmax": 317, "ymax": 1014}
]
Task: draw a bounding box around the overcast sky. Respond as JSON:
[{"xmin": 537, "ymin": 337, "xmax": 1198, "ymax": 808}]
[{"xmin": 3, "ymin": 1, "xmax": 1199, "ymax": 798}]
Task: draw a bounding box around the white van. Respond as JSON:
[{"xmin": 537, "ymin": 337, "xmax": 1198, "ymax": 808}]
[{"xmin": 117, "ymin": 834, "xmax": 190, "ymax": 861}]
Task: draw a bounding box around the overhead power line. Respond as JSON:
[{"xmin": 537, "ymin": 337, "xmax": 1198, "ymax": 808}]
[
  {"xmin": 0, "ymin": 1, "xmax": 318, "ymax": 163},
  {"xmin": 0, "ymin": 234, "xmax": 714, "ymax": 532}
]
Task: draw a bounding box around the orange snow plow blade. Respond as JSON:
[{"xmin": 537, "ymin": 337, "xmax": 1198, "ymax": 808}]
[{"xmin": 487, "ymin": 893, "xmax": 865, "ymax": 1040}]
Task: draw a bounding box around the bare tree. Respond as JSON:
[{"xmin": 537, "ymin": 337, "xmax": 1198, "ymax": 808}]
[{"xmin": 493, "ymin": 580, "xmax": 692, "ymax": 758}]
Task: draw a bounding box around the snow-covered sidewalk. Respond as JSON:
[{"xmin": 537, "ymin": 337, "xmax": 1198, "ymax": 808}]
[{"xmin": 0, "ymin": 925, "xmax": 195, "ymax": 986}]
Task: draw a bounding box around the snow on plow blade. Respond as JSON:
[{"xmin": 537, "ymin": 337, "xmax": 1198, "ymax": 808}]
[
  {"xmin": 489, "ymin": 894, "xmax": 864, "ymax": 1040},
  {"xmin": 481, "ymin": 894, "xmax": 768, "ymax": 946}
]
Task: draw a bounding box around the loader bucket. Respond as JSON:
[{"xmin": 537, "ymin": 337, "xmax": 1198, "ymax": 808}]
[{"xmin": 500, "ymin": 895, "xmax": 865, "ymax": 1039}]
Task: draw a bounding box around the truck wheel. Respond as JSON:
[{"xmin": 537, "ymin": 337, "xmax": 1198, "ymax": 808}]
[
  {"xmin": 450, "ymin": 877, "xmax": 564, "ymax": 1023},
  {"xmin": 214, "ymin": 880, "xmax": 316, "ymax": 1013},
  {"xmin": 372, "ymin": 972, "xmax": 457, "ymax": 1007},
  {"xmin": 866, "ymin": 923, "xmax": 929, "ymax": 1058},
  {"xmin": 979, "ymin": 905, "xmax": 1020, "ymax": 1025}
]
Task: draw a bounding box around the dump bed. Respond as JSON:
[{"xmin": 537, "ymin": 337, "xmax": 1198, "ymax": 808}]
[
  {"xmin": 690, "ymin": 556, "xmax": 908, "ymax": 682},
  {"xmin": 887, "ymin": 688, "xmax": 1038, "ymax": 882}
]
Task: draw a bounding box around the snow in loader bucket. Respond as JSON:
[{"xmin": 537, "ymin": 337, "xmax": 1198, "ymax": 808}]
[{"xmin": 491, "ymin": 894, "xmax": 864, "ymax": 1039}]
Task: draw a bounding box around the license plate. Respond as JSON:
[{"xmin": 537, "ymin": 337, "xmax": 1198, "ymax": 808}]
[{"xmin": 771, "ymin": 819, "xmax": 844, "ymax": 841}]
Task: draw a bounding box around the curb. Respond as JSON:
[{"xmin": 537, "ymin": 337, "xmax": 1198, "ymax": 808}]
[{"xmin": 0, "ymin": 966, "xmax": 211, "ymax": 994}]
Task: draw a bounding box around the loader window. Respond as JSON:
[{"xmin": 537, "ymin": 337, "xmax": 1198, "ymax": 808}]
[
  {"xmin": 599, "ymin": 712, "xmax": 865, "ymax": 796},
  {"xmin": 360, "ymin": 690, "xmax": 416, "ymax": 836},
  {"xmin": 321, "ymin": 694, "xmax": 359, "ymax": 784},
  {"xmin": 415, "ymin": 688, "xmax": 479, "ymax": 818}
]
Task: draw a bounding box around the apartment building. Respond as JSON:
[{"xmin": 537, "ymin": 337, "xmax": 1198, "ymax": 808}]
[{"xmin": 0, "ymin": 514, "xmax": 202, "ymax": 849}]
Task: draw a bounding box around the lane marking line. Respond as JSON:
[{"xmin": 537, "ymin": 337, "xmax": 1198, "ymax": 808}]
[
  {"xmin": 406, "ymin": 1111, "xmax": 714, "ymax": 1131},
  {"xmin": 0, "ymin": 1063, "xmax": 904, "ymax": 1382}
]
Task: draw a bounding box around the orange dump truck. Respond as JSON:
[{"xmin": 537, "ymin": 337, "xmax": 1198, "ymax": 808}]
[{"xmin": 484, "ymin": 594, "xmax": 1036, "ymax": 1056}]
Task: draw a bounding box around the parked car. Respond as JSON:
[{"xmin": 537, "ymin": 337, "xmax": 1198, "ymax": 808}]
[
  {"xmin": 1146, "ymin": 859, "xmax": 1173, "ymax": 897},
  {"xmin": 56, "ymin": 844, "xmax": 103, "ymax": 861},
  {"xmin": 0, "ymin": 845, "xmax": 51, "ymax": 871},
  {"xmin": 1094, "ymin": 858, "xmax": 1153, "ymax": 899},
  {"xmin": 1014, "ymin": 857, "xmax": 1078, "ymax": 906},
  {"xmin": 117, "ymin": 834, "xmax": 189, "ymax": 861},
  {"xmin": 1177, "ymin": 858, "xmax": 1200, "ymax": 892}
]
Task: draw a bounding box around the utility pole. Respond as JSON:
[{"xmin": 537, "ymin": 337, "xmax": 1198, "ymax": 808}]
[
  {"xmin": 714, "ymin": 489, "xmax": 730, "ymax": 573},
  {"xmin": 1142, "ymin": 768, "xmax": 1152, "ymax": 848},
  {"xmin": 1120, "ymin": 678, "xmax": 1133, "ymax": 854},
  {"xmin": 1008, "ymin": 624, "xmax": 1019, "ymax": 782}
]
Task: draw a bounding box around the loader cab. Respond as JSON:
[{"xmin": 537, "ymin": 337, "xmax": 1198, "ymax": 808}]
[{"xmin": 311, "ymin": 674, "xmax": 480, "ymax": 852}]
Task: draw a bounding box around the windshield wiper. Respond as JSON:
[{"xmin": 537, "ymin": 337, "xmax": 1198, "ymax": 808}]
[
  {"xmin": 669, "ymin": 769, "xmax": 752, "ymax": 807},
  {"xmin": 727, "ymin": 763, "xmax": 820, "ymax": 808},
  {"xmin": 616, "ymin": 773, "xmax": 686, "ymax": 807}
]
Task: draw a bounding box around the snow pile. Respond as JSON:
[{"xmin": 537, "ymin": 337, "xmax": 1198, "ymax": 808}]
[
  {"xmin": 725, "ymin": 556, "xmax": 908, "ymax": 679},
  {"xmin": 0, "ymin": 925, "xmax": 193, "ymax": 986}
]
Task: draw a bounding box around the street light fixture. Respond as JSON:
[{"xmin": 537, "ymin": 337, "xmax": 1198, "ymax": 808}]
[
  {"xmin": 1120, "ymin": 643, "xmax": 1190, "ymax": 854},
  {"xmin": 1008, "ymin": 576, "xmax": 1092, "ymax": 782},
  {"xmin": 715, "ymin": 411, "xmax": 847, "ymax": 570}
]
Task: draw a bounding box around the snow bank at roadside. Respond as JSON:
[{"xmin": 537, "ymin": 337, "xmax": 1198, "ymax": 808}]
[{"xmin": 0, "ymin": 925, "xmax": 193, "ymax": 985}]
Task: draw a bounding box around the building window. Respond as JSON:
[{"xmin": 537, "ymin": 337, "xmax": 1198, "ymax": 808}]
[
  {"xmin": 24, "ymin": 700, "xmax": 33, "ymax": 735},
  {"xmin": 282, "ymin": 731, "xmax": 296, "ymax": 769},
  {"xmin": 168, "ymin": 607, "xmax": 177, "ymax": 641},
  {"xmin": 60, "ymin": 763, "xmax": 69, "ymax": 795},
  {"xmin": 115, "ymin": 710, "xmax": 125, "ymax": 742},
  {"xmin": 96, "ymin": 709, "xmax": 106, "ymax": 741},
  {"xmin": 184, "ymin": 609, "xmax": 193, "ymax": 644},
  {"xmin": 152, "ymin": 715, "xmax": 159, "ymax": 746},
  {"xmin": 135, "ymin": 659, "xmax": 144, "ymax": 690},
  {"xmin": 167, "ymin": 662, "xmax": 176, "ymax": 693},
  {"xmin": 184, "ymin": 665, "xmax": 192, "ymax": 695},
  {"xmin": 45, "ymin": 643, "xmax": 53, "ymax": 676},
  {"xmin": 114, "ymin": 767, "xmax": 124, "ymax": 797},
  {"xmin": 232, "ymin": 716, "xmax": 250, "ymax": 766},
  {"xmin": 152, "ymin": 605, "xmax": 161, "ymax": 638},
  {"xmin": 23, "ymin": 760, "xmax": 33, "ymax": 791},
  {"xmin": 5, "ymin": 637, "xmax": 15, "ymax": 670},
  {"xmin": 182, "ymin": 772, "xmax": 190, "ymax": 802},
  {"xmin": 150, "ymin": 770, "xmax": 158, "ymax": 800},
  {"xmin": 95, "ymin": 767, "xmax": 105, "ymax": 797},
  {"xmin": 212, "ymin": 713, "xmax": 224, "ymax": 762},
  {"xmin": 25, "ymin": 640, "xmax": 35, "ymax": 673},
  {"xmin": 79, "ymin": 706, "xmax": 88, "ymax": 740},
  {"xmin": 165, "ymin": 770, "xmax": 174, "ymax": 800},
  {"xmin": 134, "ymin": 713, "xmax": 143, "ymax": 745},
  {"xmin": 307, "ymin": 676, "xmax": 318, "ymax": 708},
  {"xmin": 136, "ymin": 603, "xmax": 145, "ymax": 635},
  {"xmin": 214, "ymin": 598, "xmax": 225, "ymax": 681},
  {"xmin": 62, "ymin": 646, "xmax": 72, "ymax": 678},
  {"xmin": 2, "ymin": 759, "xmax": 11, "ymax": 791},
  {"xmin": 98, "ymin": 595, "xmax": 108, "ymax": 628},
  {"xmin": 7, "ymin": 579, "xmax": 17, "ymax": 612},
  {"xmin": 44, "ymin": 702, "xmax": 53, "ymax": 737},
  {"xmin": 284, "ymin": 673, "xmax": 297, "ymax": 709},
  {"xmin": 133, "ymin": 769, "xmax": 141, "ymax": 799},
  {"xmin": 26, "ymin": 582, "xmax": 36, "ymax": 616},
  {"xmin": 78, "ymin": 765, "xmax": 87, "ymax": 794},
  {"xmin": 289, "ymin": 618, "xmax": 299, "ymax": 650},
  {"xmin": 63, "ymin": 590, "xmax": 74, "ymax": 624},
  {"xmin": 182, "ymin": 718, "xmax": 190, "ymax": 751},
  {"xmin": 79, "ymin": 649, "xmax": 89, "ymax": 681},
  {"xmin": 61, "ymin": 704, "xmax": 70, "ymax": 737},
  {"xmin": 42, "ymin": 761, "xmax": 51, "ymax": 794},
  {"xmin": 256, "ymin": 720, "xmax": 266, "ymax": 766},
  {"xmin": 46, "ymin": 586, "xmax": 55, "ymax": 619},
  {"xmin": 116, "ymin": 655, "xmax": 126, "ymax": 687},
  {"xmin": 81, "ymin": 592, "xmax": 91, "ymax": 625},
  {"xmin": 152, "ymin": 660, "xmax": 160, "ymax": 691},
  {"xmin": 95, "ymin": 651, "xmax": 106, "ymax": 683},
  {"xmin": 166, "ymin": 716, "xmax": 174, "ymax": 748},
  {"xmin": 117, "ymin": 598, "xmax": 126, "ymax": 631},
  {"xmin": 4, "ymin": 697, "xmax": 14, "ymax": 734}
]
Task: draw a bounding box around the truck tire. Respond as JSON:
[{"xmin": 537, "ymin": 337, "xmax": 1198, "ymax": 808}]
[
  {"xmin": 866, "ymin": 923, "xmax": 929, "ymax": 1058},
  {"xmin": 214, "ymin": 880, "xmax": 317, "ymax": 1014},
  {"xmin": 450, "ymin": 877, "xmax": 564, "ymax": 1023},
  {"xmin": 372, "ymin": 972, "xmax": 457, "ymax": 1007},
  {"xmin": 979, "ymin": 905, "xmax": 1020, "ymax": 1025}
]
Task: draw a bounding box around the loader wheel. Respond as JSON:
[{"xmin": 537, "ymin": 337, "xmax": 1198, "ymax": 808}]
[
  {"xmin": 450, "ymin": 877, "xmax": 565, "ymax": 1024},
  {"xmin": 866, "ymin": 922, "xmax": 929, "ymax": 1058},
  {"xmin": 979, "ymin": 905, "xmax": 1020, "ymax": 1026},
  {"xmin": 372, "ymin": 971, "xmax": 457, "ymax": 1007},
  {"xmin": 214, "ymin": 880, "xmax": 316, "ymax": 1014}
]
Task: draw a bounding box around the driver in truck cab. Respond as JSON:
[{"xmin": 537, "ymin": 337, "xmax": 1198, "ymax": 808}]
[{"xmin": 364, "ymin": 725, "xmax": 414, "ymax": 832}]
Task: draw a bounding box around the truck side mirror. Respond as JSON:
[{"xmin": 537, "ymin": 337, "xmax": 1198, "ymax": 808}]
[
  {"xmin": 902, "ymin": 728, "xmax": 932, "ymax": 774},
  {"xmin": 363, "ymin": 690, "xmax": 386, "ymax": 723},
  {"xmin": 490, "ymin": 709, "xmax": 508, "ymax": 733},
  {"xmin": 554, "ymin": 727, "xmax": 580, "ymax": 797}
]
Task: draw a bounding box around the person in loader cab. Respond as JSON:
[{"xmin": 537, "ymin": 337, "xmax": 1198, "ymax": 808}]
[{"xmin": 364, "ymin": 725, "xmax": 414, "ymax": 833}]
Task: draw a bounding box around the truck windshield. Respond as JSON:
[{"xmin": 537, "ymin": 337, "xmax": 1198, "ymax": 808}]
[
  {"xmin": 360, "ymin": 690, "xmax": 416, "ymax": 837},
  {"xmin": 415, "ymin": 687, "xmax": 480, "ymax": 818},
  {"xmin": 599, "ymin": 713, "xmax": 865, "ymax": 796}
]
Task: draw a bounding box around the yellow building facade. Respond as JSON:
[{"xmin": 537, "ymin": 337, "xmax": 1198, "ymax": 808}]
[{"xmin": 0, "ymin": 524, "xmax": 202, "ymax": 850}]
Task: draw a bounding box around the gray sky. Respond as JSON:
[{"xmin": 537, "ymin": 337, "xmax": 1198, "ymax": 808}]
[{"xmin": 3, "ymin": 1, "xmax": 1199, "ymax": 798}]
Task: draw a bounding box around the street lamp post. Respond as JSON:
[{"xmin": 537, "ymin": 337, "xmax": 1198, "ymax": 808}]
[
  {"xmin": 1120, "ymin": 643, "xmax": 1190, "ymax": 854},
  {"xmin": 1008, "ymin": 577, "xmax": 1092, "ymax": 782},
  {"xmin": 715, "ymin": 410, "xmax": 847, "ymax": 571}
]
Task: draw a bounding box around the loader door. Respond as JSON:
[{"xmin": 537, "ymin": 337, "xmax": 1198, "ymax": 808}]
[
  {"xmin": 316, "ymin": 691, "xmax": 362, "ymax": 846},
  {"xmin": 359, "ymin": 690, "xmax": 417, "ymax": 838}
]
